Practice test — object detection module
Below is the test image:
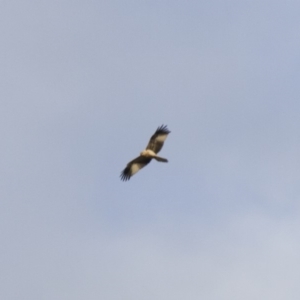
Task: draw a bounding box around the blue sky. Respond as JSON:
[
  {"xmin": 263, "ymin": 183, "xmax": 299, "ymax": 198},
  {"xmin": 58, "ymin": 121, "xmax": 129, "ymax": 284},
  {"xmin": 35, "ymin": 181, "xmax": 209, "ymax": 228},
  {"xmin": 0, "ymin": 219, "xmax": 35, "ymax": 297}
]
[{"xmin": 1, "ymin": 1, "xmax": 300, "ymax": 299}]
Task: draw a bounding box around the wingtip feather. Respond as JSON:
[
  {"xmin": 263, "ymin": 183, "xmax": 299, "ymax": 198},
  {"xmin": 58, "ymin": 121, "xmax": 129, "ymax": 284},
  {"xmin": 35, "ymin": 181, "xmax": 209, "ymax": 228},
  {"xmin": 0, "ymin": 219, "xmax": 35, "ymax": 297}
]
[{"xmin": 156, "ymin": 124, "xmax": 171, "ymax": 135}]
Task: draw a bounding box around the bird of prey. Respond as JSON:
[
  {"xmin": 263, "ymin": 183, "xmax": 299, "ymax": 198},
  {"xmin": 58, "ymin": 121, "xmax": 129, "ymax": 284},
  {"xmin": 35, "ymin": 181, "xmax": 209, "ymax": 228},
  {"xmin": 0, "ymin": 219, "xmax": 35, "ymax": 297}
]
[{"xmin": 120, "ymin": 125, "xmax": 171, "ymax": 181}]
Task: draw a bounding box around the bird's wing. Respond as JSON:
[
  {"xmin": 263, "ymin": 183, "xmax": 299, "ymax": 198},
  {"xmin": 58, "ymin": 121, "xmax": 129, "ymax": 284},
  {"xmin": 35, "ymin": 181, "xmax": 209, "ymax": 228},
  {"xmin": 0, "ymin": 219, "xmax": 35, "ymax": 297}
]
[
  {"xmin": 146, "ymin": 125, "xmax": 171, "ymax": 154},
  {"xmin": 120, "ymin": 156, "xmax": 152, "ymax": 181}
]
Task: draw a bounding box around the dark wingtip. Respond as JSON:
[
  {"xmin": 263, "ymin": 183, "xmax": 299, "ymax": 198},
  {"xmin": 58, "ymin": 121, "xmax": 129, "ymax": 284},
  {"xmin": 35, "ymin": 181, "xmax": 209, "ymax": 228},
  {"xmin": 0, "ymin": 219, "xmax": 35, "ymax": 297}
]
[
  {"xmin": 120, "ymin": 168, "xmax": 131, "ymax": 181},
  {"xmin": 156, "ymin": 124, "xmax": 171, "ymax": 134}
]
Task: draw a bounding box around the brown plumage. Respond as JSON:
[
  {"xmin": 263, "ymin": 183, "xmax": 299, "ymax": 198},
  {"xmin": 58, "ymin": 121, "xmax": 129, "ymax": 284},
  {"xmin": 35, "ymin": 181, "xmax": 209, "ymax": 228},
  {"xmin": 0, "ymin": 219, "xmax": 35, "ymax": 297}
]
[{"xmin": 120, "ymin": 125, "xmax": 171, "ymax": 181}]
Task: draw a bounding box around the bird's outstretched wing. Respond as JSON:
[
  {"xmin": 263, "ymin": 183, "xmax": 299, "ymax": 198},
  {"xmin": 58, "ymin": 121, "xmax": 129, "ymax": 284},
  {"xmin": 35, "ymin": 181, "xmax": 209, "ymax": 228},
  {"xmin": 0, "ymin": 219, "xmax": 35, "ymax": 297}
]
[
  {"xmin": 120, "ymin": 156, "xmax": 152, "ymax": 181},
  {"xmin": 146, "ymin": 125, "xmax": 171, "ymax": 154}
]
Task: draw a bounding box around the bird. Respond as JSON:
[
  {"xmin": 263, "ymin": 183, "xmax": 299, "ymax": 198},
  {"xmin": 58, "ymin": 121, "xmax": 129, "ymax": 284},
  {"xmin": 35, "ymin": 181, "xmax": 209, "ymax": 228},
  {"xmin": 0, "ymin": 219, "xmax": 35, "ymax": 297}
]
[{"xmin": 120, "ymin": 125, "xmax": 171, "ymax": 181}]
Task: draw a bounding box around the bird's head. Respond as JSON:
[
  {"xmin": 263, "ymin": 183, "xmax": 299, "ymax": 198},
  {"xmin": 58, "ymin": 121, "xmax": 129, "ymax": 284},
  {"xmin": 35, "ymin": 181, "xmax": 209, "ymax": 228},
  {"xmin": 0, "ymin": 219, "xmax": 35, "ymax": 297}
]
[
  {"xmin": 140, "ymin": 149, "xmax": 156, "ymax": 157},
  {"xmin": 140, "ymin": 149, "xmax": 148, "ymax": 156}
]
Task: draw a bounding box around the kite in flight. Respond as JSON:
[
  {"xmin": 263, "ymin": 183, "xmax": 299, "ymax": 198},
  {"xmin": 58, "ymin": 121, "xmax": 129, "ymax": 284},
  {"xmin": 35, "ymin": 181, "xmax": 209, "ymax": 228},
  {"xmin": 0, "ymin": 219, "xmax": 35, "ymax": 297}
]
[{"xmin": 120, "ymin": 125, "xmax": 171, "ymax": 181}]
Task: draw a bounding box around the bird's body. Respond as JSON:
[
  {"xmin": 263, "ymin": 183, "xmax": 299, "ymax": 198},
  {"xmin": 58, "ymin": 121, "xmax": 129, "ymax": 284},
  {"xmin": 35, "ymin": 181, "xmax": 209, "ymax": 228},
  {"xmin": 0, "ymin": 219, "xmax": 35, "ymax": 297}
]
[{"xmin": 120, "ymin": 125, "xmax": 170, "ymax": 181}]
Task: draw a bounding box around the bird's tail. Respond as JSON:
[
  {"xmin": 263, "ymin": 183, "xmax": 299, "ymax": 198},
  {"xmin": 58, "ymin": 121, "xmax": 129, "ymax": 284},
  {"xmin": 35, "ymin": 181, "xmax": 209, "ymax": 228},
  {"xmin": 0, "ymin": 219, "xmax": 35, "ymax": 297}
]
[{"xmin": 153, "ymin": 156, "xmax": 168, "ymax": 163}]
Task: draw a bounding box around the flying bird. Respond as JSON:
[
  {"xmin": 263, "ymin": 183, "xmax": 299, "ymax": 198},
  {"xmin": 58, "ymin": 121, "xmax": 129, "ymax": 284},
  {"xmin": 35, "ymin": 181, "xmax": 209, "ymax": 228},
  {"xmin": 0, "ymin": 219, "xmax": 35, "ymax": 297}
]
[{"xmin": 120, "ymin": 125, "xmax": 171, "ymax": 181}]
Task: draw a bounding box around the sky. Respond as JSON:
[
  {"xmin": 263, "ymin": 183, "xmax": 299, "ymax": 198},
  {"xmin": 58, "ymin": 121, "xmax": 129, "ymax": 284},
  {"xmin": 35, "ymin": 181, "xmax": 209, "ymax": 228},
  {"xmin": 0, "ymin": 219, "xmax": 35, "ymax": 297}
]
[{"xmin": 1, "ymin": 1, "xmax": 300, "ymax": 299}]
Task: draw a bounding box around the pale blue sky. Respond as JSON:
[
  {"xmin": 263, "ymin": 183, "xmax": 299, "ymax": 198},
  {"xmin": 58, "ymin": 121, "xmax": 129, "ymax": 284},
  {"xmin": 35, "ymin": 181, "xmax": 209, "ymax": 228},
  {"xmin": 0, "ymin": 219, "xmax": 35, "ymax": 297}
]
[{"xmin": 1, "ymin": 1, "xmax": 300, "ymax": 299}]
